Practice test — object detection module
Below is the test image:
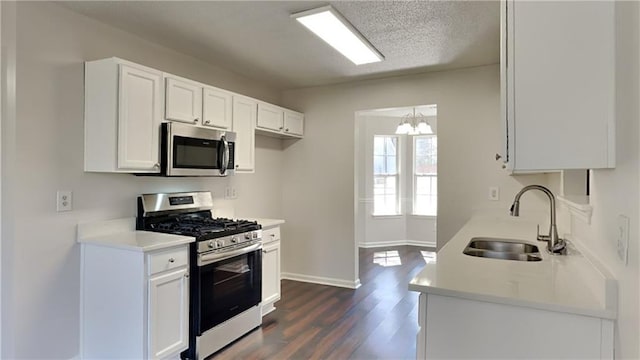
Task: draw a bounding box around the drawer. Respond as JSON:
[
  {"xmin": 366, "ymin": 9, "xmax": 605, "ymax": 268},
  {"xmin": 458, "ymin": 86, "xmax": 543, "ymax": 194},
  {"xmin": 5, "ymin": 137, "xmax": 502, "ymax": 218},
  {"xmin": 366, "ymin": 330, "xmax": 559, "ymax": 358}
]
[
  {"xmin": 262, "ymin": 227, "xmax": 281, "ymax": 243},
  {"xmin": 148, "ymin": 246, "xmax": 188, "ymax": 275}
]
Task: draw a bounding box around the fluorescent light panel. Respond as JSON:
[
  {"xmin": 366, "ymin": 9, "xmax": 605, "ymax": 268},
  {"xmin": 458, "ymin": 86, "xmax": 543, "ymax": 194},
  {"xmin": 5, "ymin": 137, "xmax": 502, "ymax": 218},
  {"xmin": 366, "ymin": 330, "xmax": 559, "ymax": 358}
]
[{"xmin": 292, "ymin": 6, "xmax": 384, "ymax": 65}]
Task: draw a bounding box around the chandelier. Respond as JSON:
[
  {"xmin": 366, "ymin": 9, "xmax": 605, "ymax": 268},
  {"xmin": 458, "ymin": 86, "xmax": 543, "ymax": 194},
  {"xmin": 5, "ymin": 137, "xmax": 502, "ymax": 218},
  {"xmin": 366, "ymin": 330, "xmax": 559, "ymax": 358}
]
[{"xmin": 395, "ymin": 108, "xmax": 433, "ymax": 135}]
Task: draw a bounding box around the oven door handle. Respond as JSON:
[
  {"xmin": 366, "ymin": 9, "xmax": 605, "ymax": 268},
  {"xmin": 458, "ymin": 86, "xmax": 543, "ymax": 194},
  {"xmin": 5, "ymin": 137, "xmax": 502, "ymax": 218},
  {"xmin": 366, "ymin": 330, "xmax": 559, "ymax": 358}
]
[{"xmin": 198, "ymin": 242, "xmax": 262, "ymax": 266}]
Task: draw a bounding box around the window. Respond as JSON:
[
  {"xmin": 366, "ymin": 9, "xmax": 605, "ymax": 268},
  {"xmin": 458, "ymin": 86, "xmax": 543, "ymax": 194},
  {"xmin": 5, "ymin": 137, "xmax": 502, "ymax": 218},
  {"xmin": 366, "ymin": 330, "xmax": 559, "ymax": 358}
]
[
  {"xmin": 373, "ymin": 136, "xmax": 399, "ymax": 215},
  {"xmin": 413, "ymin": 135, "xmax": 437, "ymax": 216}
]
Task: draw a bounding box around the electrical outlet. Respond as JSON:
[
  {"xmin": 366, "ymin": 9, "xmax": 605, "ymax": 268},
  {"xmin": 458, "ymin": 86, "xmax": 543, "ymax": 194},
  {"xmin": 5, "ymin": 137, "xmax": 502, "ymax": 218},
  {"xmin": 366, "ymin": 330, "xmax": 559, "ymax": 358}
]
[
  {"xmin": 488, "ymin": 186, "xmax": 500, "ymax": 201},
  {"xmin": 57, "ymin": 190, "xmax": 73, "ymax": 212},
  {"xmin": 225, "ymin": 187, "xmax": 237, "ymax": 199},
  {"xmin": 617, "ymin": 215, "xmax": 630, "ymax": 265}
]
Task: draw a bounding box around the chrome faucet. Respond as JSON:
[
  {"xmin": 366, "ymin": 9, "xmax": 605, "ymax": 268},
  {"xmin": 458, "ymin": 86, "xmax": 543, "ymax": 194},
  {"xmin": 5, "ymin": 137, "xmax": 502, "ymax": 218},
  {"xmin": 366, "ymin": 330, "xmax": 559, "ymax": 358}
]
[{"xmin": 510, "ymin": 185, "xmax": 566, "ymax": 254}]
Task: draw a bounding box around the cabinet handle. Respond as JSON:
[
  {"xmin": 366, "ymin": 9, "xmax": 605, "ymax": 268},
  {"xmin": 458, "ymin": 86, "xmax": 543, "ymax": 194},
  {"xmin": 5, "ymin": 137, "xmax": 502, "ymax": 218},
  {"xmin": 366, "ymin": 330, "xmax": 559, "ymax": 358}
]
[
  {"xmin": 193, "ymin": 118, "xmax": 199, "ymax": 124},
  {"xmin": 270, "ymin": 234, "xmax": 275, "ymax": 237},
  {"xmin": 168, "ymin": 258, "xmax": 175, "ymax": 263},
  {"xmin": 279, "ymin": 127, "xmax": 284, "ymax": 130},
  {"xmin": 262, "ymin": 249, "xmax": 271, "ymax": 254},
  {"xmin": 205, "ymin": 120, "xmax": 211, "ymax": 124},
  {"xmin": 285, "ymin": 128, "xmax": 289, "ymax": 132},
  {"xmin": 502, "ymin": 164, "xmax": 507, "ymax": 169},
  {"xmin": 184, "ymin": 273, "xmax": 189, "ymax": 278},
  {"xmin": 495, "ymin": 153, "xmax": 502, "ymax": 161}
]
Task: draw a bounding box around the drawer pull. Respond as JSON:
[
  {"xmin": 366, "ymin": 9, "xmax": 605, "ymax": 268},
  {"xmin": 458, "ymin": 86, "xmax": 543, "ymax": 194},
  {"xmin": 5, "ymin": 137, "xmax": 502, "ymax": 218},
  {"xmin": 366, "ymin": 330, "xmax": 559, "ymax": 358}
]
[{"xmin": 168, "ymin": 258, "xmax": 175, "ymax": 263}]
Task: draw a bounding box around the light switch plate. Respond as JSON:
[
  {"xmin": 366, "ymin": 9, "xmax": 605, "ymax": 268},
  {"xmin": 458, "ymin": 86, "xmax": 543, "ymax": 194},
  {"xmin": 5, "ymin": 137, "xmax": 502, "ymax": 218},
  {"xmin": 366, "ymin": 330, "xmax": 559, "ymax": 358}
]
[{"xmin": 617, "ymin": 214, "xmax": 629, "ymax": 265}]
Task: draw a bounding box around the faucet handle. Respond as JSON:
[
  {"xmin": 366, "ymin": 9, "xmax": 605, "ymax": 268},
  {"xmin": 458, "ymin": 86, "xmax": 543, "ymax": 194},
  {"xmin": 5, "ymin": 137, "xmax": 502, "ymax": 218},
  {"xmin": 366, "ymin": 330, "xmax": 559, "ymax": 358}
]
[{"xmin": 536, "ymin": 225, "xmax": 551, "ymax": 242}]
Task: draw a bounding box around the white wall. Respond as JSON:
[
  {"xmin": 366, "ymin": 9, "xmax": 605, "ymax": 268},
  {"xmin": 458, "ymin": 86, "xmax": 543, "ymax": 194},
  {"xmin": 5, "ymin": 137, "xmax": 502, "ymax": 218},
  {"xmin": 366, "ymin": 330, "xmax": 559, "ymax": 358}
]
[
  {"xmin": 565, "ymin": 2, "xmax": 640, "ymax": 358},
  {"xmin": 281, "ymin": 64, "xmax": 554, "ymax": 287},
  {"xmin": 1, "ymin": 2, "xmax": 285, "ymax": 358}
]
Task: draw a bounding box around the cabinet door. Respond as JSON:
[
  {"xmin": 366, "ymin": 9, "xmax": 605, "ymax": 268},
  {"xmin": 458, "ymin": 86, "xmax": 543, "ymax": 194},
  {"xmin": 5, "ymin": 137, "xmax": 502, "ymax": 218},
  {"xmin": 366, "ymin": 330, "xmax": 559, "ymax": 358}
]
[
  {"xmin": 503, "ymin": 0, "xmax": 614, "ymax": 171},
  {"xmin": 148, "ymin": 267, "xmax": 189, "ymax": 359},
  {"xmin": 165, "ymin": 77, "xmax": 202, "ymax": 125},
  {"xmin": 283, "ymin": 111, "xmax": 304, "ymax": 137},
  {"xmin": 232, "ymin": 96, "xmax": 256, "ymax": 172},
  {"xmin": 261, "ymin": 240, "xmax": 281, "ymax": 314},
  {"xmin": 203, "ymin": 87, "xmax": 232, "ymax": 130},
  {"xmin": 257, "ymin": 103, "xmax": 284, "ymax": 132},
  {"xmin": 118, "ymin": 64, "xmax": 162, "ymax": 171}
]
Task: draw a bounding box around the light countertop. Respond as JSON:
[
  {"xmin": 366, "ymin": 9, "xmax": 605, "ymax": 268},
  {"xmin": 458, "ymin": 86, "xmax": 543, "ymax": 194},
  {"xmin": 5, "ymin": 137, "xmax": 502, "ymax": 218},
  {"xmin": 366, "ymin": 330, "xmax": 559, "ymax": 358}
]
[
  {"xmin": 409, "ymin": 214, "xmax": 617, "ymax": 319},
  {"xmin": 246, "ymin": 218, "xmax": 285, "ymax": 228},
  {"xmin": 77, "ymin": 217, "xmax": 195, "ymax": 252}
]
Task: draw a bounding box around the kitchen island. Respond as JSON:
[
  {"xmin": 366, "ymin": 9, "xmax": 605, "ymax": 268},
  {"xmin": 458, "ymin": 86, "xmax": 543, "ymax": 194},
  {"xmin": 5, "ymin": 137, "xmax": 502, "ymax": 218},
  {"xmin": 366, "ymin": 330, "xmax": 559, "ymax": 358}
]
[{"xmin": 409, "ymin": 214, "xmax": 617, "ymax": 359}]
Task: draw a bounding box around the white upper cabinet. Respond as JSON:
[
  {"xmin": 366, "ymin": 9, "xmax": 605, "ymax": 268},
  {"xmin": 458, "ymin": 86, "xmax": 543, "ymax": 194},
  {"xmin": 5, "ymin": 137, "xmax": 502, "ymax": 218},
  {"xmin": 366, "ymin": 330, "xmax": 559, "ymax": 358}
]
[
  {"xmin": 85, "ymin": 57, "xmax": 304, "ymax": 175},
  {"xmin": 501, "ymin": 0, "xmax": 615, "ymax": 172},
  {"xmin": 257, "ymin": 102, "xmax": 304, "ymax": 138},
  {"xmin": 202, "ymin": 87, "xmax": 233, "ymax": 130},
  {"xmin": 233, "ymin": 96, "xmax": 257, "ymax": 173},
  {"xmin": 85, "ymin": 58, "xmax": 162, "ymax": 173},
  {"xmin": 257, "ymin": 103, "xmax": 284, "ymax": 132},
  {"xmin": 283, "ymin": 110, "xmax": 304, "ymax": 136},
  {"xmin": 165, "ymin": 76, "xmax": 203, "ymax": 125}
]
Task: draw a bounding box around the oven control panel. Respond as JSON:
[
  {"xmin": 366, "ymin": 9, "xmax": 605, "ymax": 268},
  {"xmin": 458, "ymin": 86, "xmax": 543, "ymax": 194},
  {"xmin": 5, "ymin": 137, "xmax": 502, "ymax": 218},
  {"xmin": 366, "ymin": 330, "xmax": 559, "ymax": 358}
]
[{"xmin": 199, "ymin": 230, "xmax": 262, "ymax": 253}]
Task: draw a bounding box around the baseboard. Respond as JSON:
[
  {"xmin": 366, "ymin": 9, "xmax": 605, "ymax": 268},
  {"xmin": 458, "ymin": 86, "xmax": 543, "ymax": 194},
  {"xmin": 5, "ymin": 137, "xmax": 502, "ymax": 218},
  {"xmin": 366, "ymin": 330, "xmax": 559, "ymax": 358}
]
[
  {"xmin": 281, "ymin": 272, "xmax": 360, "ymax": 289},
  {"xmin": 359, "ymin": 240, "xmax": 436, "ymax": 249}
]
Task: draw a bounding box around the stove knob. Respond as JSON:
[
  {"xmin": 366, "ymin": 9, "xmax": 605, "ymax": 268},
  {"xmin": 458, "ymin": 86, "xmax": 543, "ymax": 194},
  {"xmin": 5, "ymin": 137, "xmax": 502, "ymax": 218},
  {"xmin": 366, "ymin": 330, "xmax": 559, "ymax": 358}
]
[
  {"xmin": 244, "ymin": 233, "xmax": 251, "ymax": 240},
  {"xmin": 208, "ymin": 241, "xmax": 214, "ymax": 248},
  {"xmin": 216, "ymin": 241, "xmax": 223, "ymax": 248},
  {"xmin": 231, "ymin": 237, "xmax": 238, "ymax": 244}
]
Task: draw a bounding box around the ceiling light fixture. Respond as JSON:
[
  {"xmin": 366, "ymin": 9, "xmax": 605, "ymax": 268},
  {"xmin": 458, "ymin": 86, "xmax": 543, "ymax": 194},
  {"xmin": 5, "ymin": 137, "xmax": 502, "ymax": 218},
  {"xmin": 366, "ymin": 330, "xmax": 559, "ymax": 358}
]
[
  {"xmin": 291, "ymin": 5, "xmax": 384, "ymax": 65},
  {"xmin": 395, "ymin": 108, "xmax": 433, "ymax": 135}
]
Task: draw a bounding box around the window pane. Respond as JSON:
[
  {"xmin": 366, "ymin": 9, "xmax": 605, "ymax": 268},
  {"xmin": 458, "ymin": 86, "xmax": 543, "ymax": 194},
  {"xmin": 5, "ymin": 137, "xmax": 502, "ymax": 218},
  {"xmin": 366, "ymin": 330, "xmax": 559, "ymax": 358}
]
[
  {"xmin": 415, "ymin": 137, "xmax": 429, "ymax": 157},
  {"xmin": 374, "ymin": 155, "xmax": 385, "ymax": 175},
  {"xmin": 386, "ymin": 155, "xmax": 396, "ymax": 174},
  {"xmin": 374, "ymin": 137, "xmax": 385, "ymax": 155},
  {"xmin": 373, "ymin": 136, "xmax": 399, "ymax": 215},
  {"xmin": 385, "ymin": 137, "xmax": 397, "ymax": 155},
  {"xmin": 415, "ymin": 136, "xmax": 437, "ymax": 175},
  {"xmin": 385, "ymin": 176, "xmax": 396, "ymax": 193}
]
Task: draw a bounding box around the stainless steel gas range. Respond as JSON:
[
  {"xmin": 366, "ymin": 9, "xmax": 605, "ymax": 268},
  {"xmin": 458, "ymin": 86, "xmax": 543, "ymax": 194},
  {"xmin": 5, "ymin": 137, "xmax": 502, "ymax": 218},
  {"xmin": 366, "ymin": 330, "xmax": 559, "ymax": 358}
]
[{"xmin": 136, "ymin": 191, "xmax": 262, "ymax": 360}]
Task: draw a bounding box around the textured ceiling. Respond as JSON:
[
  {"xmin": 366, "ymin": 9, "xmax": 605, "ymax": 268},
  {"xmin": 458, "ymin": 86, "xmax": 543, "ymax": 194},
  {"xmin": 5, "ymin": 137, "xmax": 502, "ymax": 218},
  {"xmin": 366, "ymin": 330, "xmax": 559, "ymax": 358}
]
[{"xmin": 59, "ymin": 1, "xmax": 500, "ymax": 90}]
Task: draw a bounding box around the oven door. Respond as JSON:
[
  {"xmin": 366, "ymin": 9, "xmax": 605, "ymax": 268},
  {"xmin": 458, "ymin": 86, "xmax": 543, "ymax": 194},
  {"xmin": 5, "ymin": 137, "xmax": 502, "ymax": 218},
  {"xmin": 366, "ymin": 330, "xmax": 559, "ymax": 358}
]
[
  {"xmin": 196, "ymin": 245, "xmax": 262, "ymax": 334},
  {"xmin": 163, "ymin": 122, "xmax": 236, "ymax": 177}
]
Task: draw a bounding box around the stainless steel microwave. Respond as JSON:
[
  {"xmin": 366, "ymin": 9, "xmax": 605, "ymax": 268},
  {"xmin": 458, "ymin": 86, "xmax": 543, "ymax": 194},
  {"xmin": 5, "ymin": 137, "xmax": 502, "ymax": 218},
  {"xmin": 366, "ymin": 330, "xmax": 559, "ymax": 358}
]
[{"xmin": 161, "ymin": 122, "xmax": 235, "ymax": 177}]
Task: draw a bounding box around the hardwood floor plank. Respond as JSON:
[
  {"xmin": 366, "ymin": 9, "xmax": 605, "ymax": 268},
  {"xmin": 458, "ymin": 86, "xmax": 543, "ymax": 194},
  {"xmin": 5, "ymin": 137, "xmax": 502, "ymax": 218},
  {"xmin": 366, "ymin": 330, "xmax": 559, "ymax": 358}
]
[{"xmin": 212, "ymin": 245, "xmax": 434, "ymax": 360}]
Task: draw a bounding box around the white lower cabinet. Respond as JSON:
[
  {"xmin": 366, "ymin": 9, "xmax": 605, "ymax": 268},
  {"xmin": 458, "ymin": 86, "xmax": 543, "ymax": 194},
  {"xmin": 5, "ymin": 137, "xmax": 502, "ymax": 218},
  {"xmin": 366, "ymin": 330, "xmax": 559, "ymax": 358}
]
[
  {"xmin": 148, "ymin": 267, "xmax": 189, "ymax": 359},
  {"xmin": 261, "ymin": 226, "xmax": 281, "ymax": 316},
  {"xmin": 417, "ymin": 293, "xmax": 614, "ymax": 359},
  {"xmin": 80, "ymin": 244, "xmax": 190, "ymax": 359}
]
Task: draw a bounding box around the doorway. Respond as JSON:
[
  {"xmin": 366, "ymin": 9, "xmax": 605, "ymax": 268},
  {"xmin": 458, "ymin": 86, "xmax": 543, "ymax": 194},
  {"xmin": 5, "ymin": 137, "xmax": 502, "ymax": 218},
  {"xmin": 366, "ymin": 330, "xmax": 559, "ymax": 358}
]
[{"xmin": 354, "ymin": 105, "xmax": 438, "ymax": 284}]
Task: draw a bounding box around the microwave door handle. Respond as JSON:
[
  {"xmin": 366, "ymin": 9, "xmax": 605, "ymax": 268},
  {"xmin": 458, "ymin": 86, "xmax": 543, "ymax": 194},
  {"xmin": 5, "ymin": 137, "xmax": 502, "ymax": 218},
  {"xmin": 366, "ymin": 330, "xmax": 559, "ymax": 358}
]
[{"xmin": 220, "ymin": 135, "xmax": 229, "ymax": 175}]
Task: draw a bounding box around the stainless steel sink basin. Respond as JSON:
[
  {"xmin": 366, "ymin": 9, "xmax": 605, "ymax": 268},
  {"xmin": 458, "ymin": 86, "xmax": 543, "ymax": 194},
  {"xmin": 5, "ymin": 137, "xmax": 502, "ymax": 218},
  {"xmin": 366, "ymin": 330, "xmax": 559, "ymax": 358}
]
[{"xmin": 463, "ymin": 237, "xmax": 542, "ymax": 262}]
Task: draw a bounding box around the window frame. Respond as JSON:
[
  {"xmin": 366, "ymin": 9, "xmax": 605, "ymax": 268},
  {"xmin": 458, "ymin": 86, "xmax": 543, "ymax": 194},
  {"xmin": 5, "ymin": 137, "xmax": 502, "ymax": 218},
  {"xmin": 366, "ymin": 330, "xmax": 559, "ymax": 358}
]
[{"xmin": 372, "ymin": 135, "xmax": 401, "ymax": 216}]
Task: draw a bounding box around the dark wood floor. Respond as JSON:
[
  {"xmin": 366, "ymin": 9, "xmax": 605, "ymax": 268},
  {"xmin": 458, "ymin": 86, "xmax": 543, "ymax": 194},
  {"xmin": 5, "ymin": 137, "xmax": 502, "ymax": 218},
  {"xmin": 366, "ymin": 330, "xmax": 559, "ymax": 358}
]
[{"xmin": 214, "ymin": 246, "xmax": 434, "ymax": 360}]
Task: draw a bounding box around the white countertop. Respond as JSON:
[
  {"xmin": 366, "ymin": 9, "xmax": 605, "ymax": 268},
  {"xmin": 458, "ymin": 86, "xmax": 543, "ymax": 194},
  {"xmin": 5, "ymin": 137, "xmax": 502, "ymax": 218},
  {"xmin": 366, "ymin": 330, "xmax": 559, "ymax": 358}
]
[
  {"xmin": 77, "ymin": 217, "xmax": 195, "ymax": 252},
  {"xmin": 246, "ymin": 218, "xmax": 285, "ymax": 228},
  {"xmin": 409, "ymin": 215, "xmax": 617, "ymax": 319}
]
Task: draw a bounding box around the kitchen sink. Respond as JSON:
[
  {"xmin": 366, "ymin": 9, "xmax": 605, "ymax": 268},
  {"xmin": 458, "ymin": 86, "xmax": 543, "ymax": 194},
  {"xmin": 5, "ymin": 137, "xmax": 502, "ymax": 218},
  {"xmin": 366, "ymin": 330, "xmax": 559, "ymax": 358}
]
[{"xmin": 463, "ymin": 237, "xmax": 542, "ymax": 262}]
